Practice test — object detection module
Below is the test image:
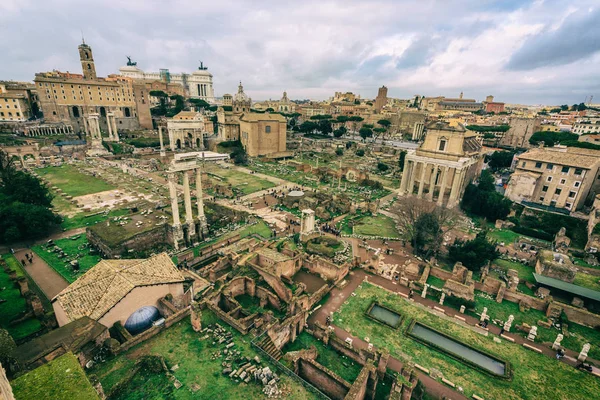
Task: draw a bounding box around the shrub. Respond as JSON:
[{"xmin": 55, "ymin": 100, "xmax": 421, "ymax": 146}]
[{"xmin": 356, "ymin": 149, "xmax": 365, "ymax": 157}]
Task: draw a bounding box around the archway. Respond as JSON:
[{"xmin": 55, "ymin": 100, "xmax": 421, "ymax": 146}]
[
  {"xmin": 124, "ymin": 107, "xmax": 131, "ymax": 118},
  {"xmin": 196, "ymin": 138, "xmax": 201, "ymax": 148},
  {"xmin": 72, "ymin": 106, "xmax": 80, "ymax": 118},
  {"xmin": 176, "ymin": 139, "xmax": 182, "ymax": 149},
  {"xmin": 99, "ymin": 107, "xmax": 106, "ymax": 117}
]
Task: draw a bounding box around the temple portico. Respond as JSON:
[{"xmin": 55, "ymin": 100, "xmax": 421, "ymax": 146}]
[
  {"xmin": 105, "ymin": 112, "xmax": 120, "ymax": 142},
  {"xmin": 24, "ymin": 124, "xmax": 74, "ymax": 136},
  {"xmin": 398, "ymin": 122, "xmax": 483, "ymax": 208}
]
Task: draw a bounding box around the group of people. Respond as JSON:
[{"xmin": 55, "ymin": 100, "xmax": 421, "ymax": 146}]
[
  {"xmin": 320, "ymin": 223, "xmax": 341, "ymax": 237},
  {"xmin": 21, "ymin": 252, "xmax": 34, "ymax": 266}
]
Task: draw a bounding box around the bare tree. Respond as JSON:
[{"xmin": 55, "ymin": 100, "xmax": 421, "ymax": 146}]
[{"xmin": 389, "ymin": 197, "xmax": 457, "ymax": 258}]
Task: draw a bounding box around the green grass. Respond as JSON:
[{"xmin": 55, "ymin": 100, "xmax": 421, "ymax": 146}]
[
  {"xmin": 283, "ymin": 331, "xmax": 363, "ymax": 382},
  {"xmin": 572, "ymin": 272, "xmax": 600, "ymax": 291},
  {"xmin": 487, "ymin": 229, "xmax": 521, "ymax": 244},
  {"xmin": 352, "ymin": 214, "xmax": 400, "ymax": 238},
  {"xmin": 32, "ymin": 235, "xmax": 101, "ymax": 283},
  {"xmin": 426, "ymin": 275, "xmax": 446, "ymax": 289},
  {"xmin": 334, "ymin": 282, "xmax": 600, "ymax": 400},
  {"xmin": 493, "ymin": 259, "xmax": 536, "ymax": 284},
  {"xmin": 240, "ymin": 220, "xmax": 273, "ymax": 239},
  {"xmin": 0, "ymin": 254, "xmax": 44, "ymax": 340},
  {"xmin": 12, "ymin": 352, "xmax": 99, "ymax": 400},
  {"xmin": 205, "ymin": 164, "xmax": 276, "ymax": 196},
  {"xmin": 91, "ymin": 311, "xmax": 316, "ymax": 400},
  {"xmin": 37, "ymin": 164, "xmax": 116, "ymax": 197}
]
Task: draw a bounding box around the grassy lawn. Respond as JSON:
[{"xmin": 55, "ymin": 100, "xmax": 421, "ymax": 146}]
[
  {"xmin": 333, "ymin": 282, "xmax": 600, "ymax": 400},
  {"xmin": 90, "ymin": 311, "xmax": 316, "ymax": 400},
  {"xmin": 32, "ymin": 235, "xmax": 100, "ymax": 283},
  {"xmin": 573, "ymin": 272, "xmax": 600, "ymax": 291},
  {"xmin": 426, "ymin": 275, "xmax": 446, "ymax": 289},
  {"xmin": 12, "ymin": 352, "xmax": 99, "ymax": 400},
  {"xmin": 240, "ymin": 220, "xmax": 273, "ymax": 239},
  {"xmin": 352, "ymin": 214, "xmax": 400, "ymax": 238},
  {"xmin": 283, "ymin": 331, "xmax": 363, "ymax": 383},
  {"xmin": 487, "ymin": 229, "xmax": 521, "ymax": 244},
  {"xmin": 492, "ymin": 259, "xmax": 536, "ymax": 284},
  {"xmin": 0, "ymin": 254, "xmax": 44, "ymax": 340},
  {"xmin": 205, "ymin": 164, "xmax": 276, "ymax": 196},
  {"xmin": 37, "ymin": 164, "xmax": 116, "ymax": 197}
]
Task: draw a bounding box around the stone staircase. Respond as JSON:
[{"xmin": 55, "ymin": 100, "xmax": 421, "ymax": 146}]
[{"xmin": 255, "ymin": 334, "xmax": 283, "ymax": 361}]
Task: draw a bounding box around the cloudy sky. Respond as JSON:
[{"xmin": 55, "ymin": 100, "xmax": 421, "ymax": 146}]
[{"xmin": 1, "ymin": 0, "xmax": 599, "ymax": 104}]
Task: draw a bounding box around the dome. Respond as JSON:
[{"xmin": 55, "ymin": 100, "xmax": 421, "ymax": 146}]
[
  {"xmin": 124, "ymin": 306, "xmax": 161, "ymax": 335},
  {"xmin": 288, "ymin": 190, "xmax": 304, "ymax": 197},
  {"xmin": 233, "ymin": 82, "xmax": 250, "ymax": 103}
]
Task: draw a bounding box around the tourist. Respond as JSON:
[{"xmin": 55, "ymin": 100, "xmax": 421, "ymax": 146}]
[{"xmin": 499, "ymin": 327, "xmax": 505, "ymax": 336}]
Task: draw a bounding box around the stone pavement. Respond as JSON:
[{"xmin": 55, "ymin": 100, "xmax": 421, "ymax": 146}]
[{"xmin": 14, "ymin": 248, "xmax": 68, "ymax": 299}]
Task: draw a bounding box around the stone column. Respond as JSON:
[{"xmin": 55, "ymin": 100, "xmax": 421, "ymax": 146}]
[
  {"xmin": 112, "ymin": 114, "xmax": 119, "ymax": 141},
  {"xmin": 407, "ymin": 161, "xmax": 416, "ymax": 195},
  {"xmin": 417, "ymin": 162, "xmax": 427, "ymax": 198},
  {"xmin": 169, "ymin": 128, "xmax": 176, "ymax": 152},
  {"xmin": 448, "ymin": 168, "xmax": 463, "ymax": 208},
  {"xmin": 503, "ymin": 315, "xmax": 514, "ymax": 332},
  {"xmin": 480, "ymin": 307, "xmax": 488, "ymax": 322},
  {"xmin": 158, "ymin": 126, "xmax": 166, "ymax": 157},
  {"xmin": 399, "ymin": 158, "xmax": 410, "ymax": 194},
  {"xmin": 182, "ymin": 171, "xmax": 196, "ymax": 237},
  {"xmin": 427, "ymin": 165, "xmax": 437, "ymax": 201},
  {"xmin": 437, "ymin": 166, "xmax": 449, "ymax": 206},
  {"xmin": 421, "ymin": 284, "xmax": 428, "ymax": 298},
  {"xmin": 106, "ymin": 114, "xmax": 114, "ymax": 140},
  {"xmin": 83, "ymin": 117, "xmax": 89, "ymax": 136},
  {"xmin": 168, "ymin": 173, "xmax": 181, "ymax": 226},
  {"xmin": 552, "ymin": 334, "xmax": 564, "ymax": 350},
  {"xmin": 196, "ymin": 168, "xmax": 207, "ymax": 227}
]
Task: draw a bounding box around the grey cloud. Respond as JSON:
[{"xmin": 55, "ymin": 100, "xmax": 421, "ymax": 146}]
[{"xmin": 506, "ymin": 8, "xmax": 600, "ymax": 70}]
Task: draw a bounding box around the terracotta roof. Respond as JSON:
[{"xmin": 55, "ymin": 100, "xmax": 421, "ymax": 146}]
[
  {"xmin": 240, "ymin": 112, "xmax": 286, "ymax": 122},
  {"xmin": 52, "ymin": 253, "xmax": 184, "ymax": 323},
  {"xmin": 518, "ymin": 148, "xmax": 600, "ymax": 169}
]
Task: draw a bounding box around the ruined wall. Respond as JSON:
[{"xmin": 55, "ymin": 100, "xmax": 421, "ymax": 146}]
[
  {"xmin": 429, "ymin": 266, "xmax": 453, "ymax": 281},
  {"xmin": 303, "ymin": 257, "xmax": 349, "ymax": 282},
  {"xmin": 548, "ymin": 301, "xmax": 600, "ymax": 328},
  {"xmin": 344, "ymin": 365, "xmax": 377, "ymax": 400},
  {"xmin": 295, "ymin": 358, "xmax": 351, "ymax": 400},
  {"xmin": 249, "ymin": 262, "xmax": 293, "ymax": 303},
  {"xmin": 87, "ymin": 224, "xmax": 169, "ymax": 258}
]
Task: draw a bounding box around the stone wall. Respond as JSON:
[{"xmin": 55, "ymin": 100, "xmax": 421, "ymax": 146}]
[
  {"xmin": 118, "ymin": 307, "xmax": 190, "ymax": 352},
  {"xmin": 547, "ymin": 301, "xmax": 600, "ymax": 328},
  {"xmin": 87, "ymin": 224, "xmax": 169, "ymax": 258},
  {"xmin": 294, "ymin": 358, "xmax": 351, "ymax": 400},
  {"xmin": 303, "ymin": 256, "xmax": 349, "ymax": 282},
  {"xmin": 344, "ymin": 364, "xmax": 378, "ymax": 400},
  {"xmin": 248, "ymin": 261, "xmax": 293, "ymax": 303},
  {"xmin": 428, "ymin": 266, "xmax": 453, "ymax": 281}
]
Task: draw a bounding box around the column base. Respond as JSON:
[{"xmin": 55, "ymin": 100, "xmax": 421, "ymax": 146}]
[
  {"xmin": 160, "ymin": 150, "xmax": 166, "ymax": 157},
  {"xmin": 197, "ymin": 216, "xmax": 209, "ymax": 238},
  {"xmin": 170, "ymin": 224, "xmax": 184, "ymax": 250}
]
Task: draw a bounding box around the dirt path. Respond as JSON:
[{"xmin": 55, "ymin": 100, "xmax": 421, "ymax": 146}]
[{"xmin": 14, "ymin": 249, "xmax": 68, "ymax": 299}]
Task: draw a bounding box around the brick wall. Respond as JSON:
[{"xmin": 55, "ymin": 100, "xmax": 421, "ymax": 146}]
[{"xmin": 295, "ymin": 358, "xmax": 350, "ymax": 400}]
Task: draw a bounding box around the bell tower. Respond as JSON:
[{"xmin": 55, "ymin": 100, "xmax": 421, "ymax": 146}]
[{"xmin": 78, "ymin": 41, "xmax": 97, "ymax": 80}]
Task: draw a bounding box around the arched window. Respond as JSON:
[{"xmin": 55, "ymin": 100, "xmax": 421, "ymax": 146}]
[
  {"xmin": 124, "ymin": 107, "xmax": 131, "ymax": 117},
  {"xmin": 84, "ymin": 51, "xmax": 89, "ymax": 59},
  {"xmin": 72, "ymin": 106, "xmax": 80, "ymax": 118},
  {"xmin": 99, "ymin": 107, "xmax": 106, "ymax": 117},
  {"xmin": 87, "ymin": 64, "xmax": 91, "ymax": 70}
]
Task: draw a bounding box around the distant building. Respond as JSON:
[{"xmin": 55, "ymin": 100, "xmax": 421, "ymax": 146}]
[
  {"xmin": 572, "ymin": 119, "xmax": 600, "ymax": 135},
  {"xmin": 483, "ymin": 96, "xmax": 505, "ymax": 113},
  {"xmin": 34, "ymin": 42, "xmax": 152, "ymax": 132},
  {"xmin": 499, "ymin": 117, "xmax": 541, "ymax": 148},
  {"xmin": 0, "ymin": 81, "xmax": 36, "ymax": 122},
  {"xmin": 374, "ymin": 85, "xmax": 388, "ymax": 112},
  {"xmin": 119, "ymin": 60, "xmax": 215, "ymax": 102},
  {"xmin": 399, "ymin": 121, "xmax": 484, "ymax": 208},
  {"xmin": 167, "ymin": 111, "xmax": 211, "ymax": 150},
  {"xmin": 333, "ymin": 91, "xmax": 360, "ymax": 103},
  {"xmin": 505, "ymin": 146, "xmax": 600, "ymax": 211},
  {"xmin": 240, "ymin": 112, "xmax": 287, "ymax": 157},
  {"xmin": 216, "ymin": 82, "xmax": 251, "ymax": 141}
]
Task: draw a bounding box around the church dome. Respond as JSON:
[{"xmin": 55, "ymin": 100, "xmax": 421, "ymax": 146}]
[
  {"xmin": 124, "ymin": 306, "xmax": 160, "ymax": 335},
  {"xmin": 233, "ymin": 82, "xmax": 250, "ymax": 103}
]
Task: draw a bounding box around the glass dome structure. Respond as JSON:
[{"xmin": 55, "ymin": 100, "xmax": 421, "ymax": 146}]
[{"xmin": 124, "ymin": 306, "xmax": 161, "ymax": 335}]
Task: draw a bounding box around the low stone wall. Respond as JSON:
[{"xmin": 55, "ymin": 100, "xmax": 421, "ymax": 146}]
[
  {"xmin": 345, "ymin": 364, "xmax": 377, "ymax": 400},
  {"xmin": 480, "ymin": 277, "xmax": 503, "ymax": 295},
  {"xmin": 295, "ymin": 358, "xmax": 351, "ymax": 400},
  {"xmin": 87, "ymin": 224, "xmax": 169, "ymax": 258},
  {"xmin": 428, "ymin": 266, "xmax": 453, "ymax": 282},
  {"xmin": 118, "ymin": 307, "xmax": 190, "ymax": 352},
  {"xmin": 303, "ymin": 256, "xmax": 349, "ymax": 282},
  {"xmin": 548, "ymin": 301, "xmax": 600, "ymax": 328}
]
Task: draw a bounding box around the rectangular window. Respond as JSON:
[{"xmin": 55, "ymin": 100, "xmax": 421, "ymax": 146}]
[
  {"xmin": 559, "ymin": 179, "xmax": 566, "ymax": 184},
  {"xmin": 561, "ymin": 166, "xmax": 569, "ymax": 173},
  {"xmin": 547, "ymin": 163, "xmax": 554, "ymax": 170},
  {"xmin": 568, "ymin": 191, "xmax": 576, "ymax": 198},
  {"xmin": 566, "ymin": 203, "xmax": 572, "ymax": 209},
  {"xmin": 521, "ymin": 161, "xmax": 526, "ymax": 167},
  {"xmin": 542, "ymin": 185, "xmax": 548, "ymax": 192},
  {"xmin": 265, "ymin": 125, "xmax": 271, "ymax": 133},
  {"xmin": 547, "ymin": 176, "xmax": 552, "ymax": 182},
  {"xmin": 555, "ymin": 188, "xmax": 562, "ymax": 195},
  {"xmin": 535, "ymin": 162, "xmax": 542, "ymax": 168},
  {"xmin": 574, "ymin": 181, "xmax": 581, "ymax": 187},
  {"xmin": 575, "ymin": 168, "xmax": 583, "ymax": 175},
  {"xmin": 539, "ymin": 196, "xmax": 545, "ymax": 202}
]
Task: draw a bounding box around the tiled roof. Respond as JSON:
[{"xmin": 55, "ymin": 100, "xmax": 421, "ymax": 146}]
[
  {"xmin": 240, "ymin": 112, "xmax": 286, "ymax": 122},
  {"xmin": 53, "ymin": 253, "xmax": 184, "ymax": 323},
  {"xmin": 518, "ymin": 148, "xmax": 600, "ymax": 169}
]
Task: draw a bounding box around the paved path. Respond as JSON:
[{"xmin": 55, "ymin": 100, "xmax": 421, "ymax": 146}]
[
  {"xmin": 15, "ymin": 249, "xmax": 68, "ymax": 299},
  {"xmin": 309, "ymin": 269, "xmax": 600, "ymax": 399}
]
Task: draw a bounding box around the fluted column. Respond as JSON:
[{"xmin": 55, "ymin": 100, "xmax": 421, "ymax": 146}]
[
  {"xmin": 399, "ymin": 158, "xmax": 410, "ymax": 194},
  {"xmin": 417, "ymin": 162, "xmax": 427, "ymax": 198},
  {"xmin": 427, "ymin": 165, "xmax": 437, "ymax": 201},
  {"xmin": 196, "ymin": 168, "xmax": 205, "ymax": 220},
  {"xmin": 407, "ymin": 161, "xmax": 416, "ymax": 195},
  {"xmin": 168, "ymin": 173, "xmax": 181, "ymax": 226},
  {"xmin": 107, "ymin": 114, "xmax": 113, "ymax": 140},
  {"xmin": 183, "ymin": 172, "xmax": 194, "ymax": 225},
  {"xmin": 112, "ymin": 114, "xmax": 119, "ymax": 141},
  {"xmin": 448, "ymin": 168, "xmax": 463, "ymax": 208},
  {"xmin": 437, "ymin": 166, "xmax": 449, "ymax": 206}
]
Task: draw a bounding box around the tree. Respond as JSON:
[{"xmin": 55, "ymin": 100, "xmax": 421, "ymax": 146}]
[
  {"xmin": 377, "ymin": 119, "xmax": 392, "ymax": 140},
  {"xmin": 349, "ymin": 116, "xmax": 364, "ymax": 133},
  {"xmin": 336, "ymin": 115, "xmax": 350, "ymax": 125},
  {"xmin": 398, "ymin": 150, "xmax": 407, "ymax": 170},
  {"xmin": 529, "ymin": 131, "xmax": 578, "ymax": 146},
  {"xmin": 335, "ymin": 147, "xmax": 344, "ymax": 156},
  {"xmin": 373, "ymin": 127, "xmax": 386, "ymax": 141},
  {"xmin": 359, "ymin": 127, "xmax": 372, "ymax": 142},
  {"xmin": 356, "ymin": 149, "xmax": 365, "ymax": 157},
  {"xmin": 333, "ymin": 126, "xmax": 347, "ymax": 138},
  {"xmin": 486, "ymin": 150, "xmax": 515, "ymax": 171},
  {"xmin": 377, "ymin": 162, "xmax": 389, "ymax": 172},
  {"xmin": 560, "ymin": 104, "xmax": 569, "ymax": 111},
  {"xmin": 390, "ymin": 198, "xmax": 455, "ymax": 258},
  {"xmin": 448, "ymin": 231, "xmax": 499, "ymax": 270},
  {"xmin": 318, "ymin": 119, "xmax": 333, "ymax": 136},
  {"xmin": 188, "ymin": 98, "xmax": 210, "ymax": 110},
  {"xmin": 299, "ymin": 121, "xmax": 318, "ymax": 134},
  {"xmin": 461, "ymin": 170, "xmax": 511, "ymax": 221},
  {"xmin": 231, "ymin": 146, "xmax": 248, "ymax": 165}
]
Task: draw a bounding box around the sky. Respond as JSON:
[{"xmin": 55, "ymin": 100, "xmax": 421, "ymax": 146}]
[{"xmin": 1, "ymin": 0, "xmax": 599, "ymax": 105}]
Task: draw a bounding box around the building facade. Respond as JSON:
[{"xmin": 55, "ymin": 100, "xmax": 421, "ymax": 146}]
[
  {"xmin": 0, "ymin": 81, "xmax": 35, "ymax": 122},
  {"xmin": 374, "ymin": 85, "xmax": 388, "ymax": 112},
  {"xmin": 399, "ymin": 122, "xmax": 483, "ymax": 208},
  {"xmin": 166, "ymin": 111, "xmax": 211, "ymax": 150},
  {"xmin": 34, "ymin": 42, "xmax": 152, "ymax": 133},
  {"xmin": 216, "ymin": 82, "xmax": 251, "ymax": 141},
  {"xmin": 119, "ymin": 61, "xmax": 215, "ymax": 103},
  {"xmin": 505, "ymin": 146, "xmax": 600, "ymax": 211},
  {"xmin": 239, "ymin": 113, "xmax": 287, "ymax": 157},
  {"xmin": 498, "ymin": 117, "xmax": 541, "ymax": 148},
  {"xmin": 572, "ymin": 119, "xmax": 600, "ymax": 135}
]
